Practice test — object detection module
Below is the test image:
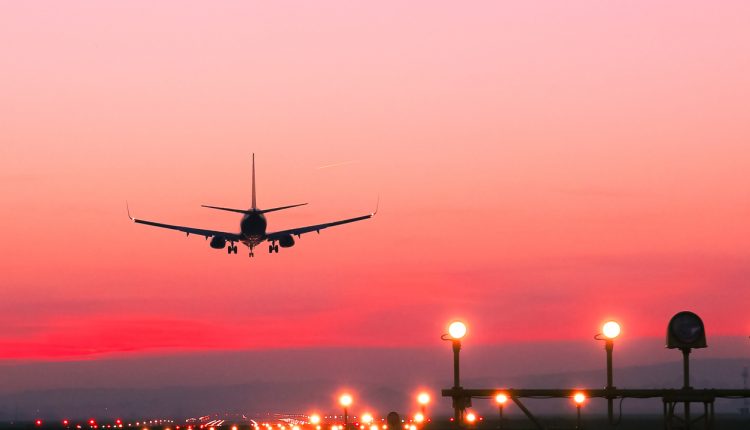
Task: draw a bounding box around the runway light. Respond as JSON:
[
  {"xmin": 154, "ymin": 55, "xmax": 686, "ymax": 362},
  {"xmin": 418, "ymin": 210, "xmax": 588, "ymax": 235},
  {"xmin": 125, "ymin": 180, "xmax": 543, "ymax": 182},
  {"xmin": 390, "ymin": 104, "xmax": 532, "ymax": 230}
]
[
  {"xmin": 232, "ymin": 427, "xmax": 238, "ymax": 430},
  {"xmin": 310, "ymin": 415, "xmax": 321, "ymax": 425},
  {"xmin": 340, "ymin": 394, "xmax": 353, "ymax": 407},
  {"xmin": 495, "ymin": 393, "xmax": 508, "ymax": 404},
  {"xmin": 602, "ymin": 321, "xmax": 621, "ymax": 339},
  {"xmin": 417, "ymin": 392, "xmax": 430, "ymax": 405},
  {"xmin": 36, "ymin": 420, "xmax": 43, "ymax": 426},
  {"xmin": 573, "ymin": 392, "xmax": 586, "ymax": 405},
  {"xmin": 361, "ymin": 414, "xmax": 373, "ymax": 425},
  {"xmin": 63, "ymin": 420, "xmax": 70, "ymax": 426},
  {"xmin": 448, "ymin": 321, "xmax": 467, "ymax": 340},
  {"xmin": 408, "ymin": 426, "xmax": 416, "ymax": 430},
  {"xmin": 465, "ymin": 413, "xmax": 476, "ymax": 424},
  {"xmin": 414, "ymin": 414, "xmax": 424, "ymax": 424}
]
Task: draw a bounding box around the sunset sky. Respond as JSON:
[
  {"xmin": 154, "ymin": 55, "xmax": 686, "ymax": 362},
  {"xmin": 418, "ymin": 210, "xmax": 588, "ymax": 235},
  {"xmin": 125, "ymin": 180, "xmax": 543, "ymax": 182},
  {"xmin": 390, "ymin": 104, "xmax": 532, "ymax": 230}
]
[{"xmin": 1, "ymin": 0, "xmax": 749, "ymax": 371}]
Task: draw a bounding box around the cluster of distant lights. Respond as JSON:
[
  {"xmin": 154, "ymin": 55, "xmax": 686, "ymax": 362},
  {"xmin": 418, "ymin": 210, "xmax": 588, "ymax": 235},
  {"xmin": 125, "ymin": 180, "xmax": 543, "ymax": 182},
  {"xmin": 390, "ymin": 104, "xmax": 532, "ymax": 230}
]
[{"xmin": 34, "ymin": 419, "xmax": 176, "ymax": 429}]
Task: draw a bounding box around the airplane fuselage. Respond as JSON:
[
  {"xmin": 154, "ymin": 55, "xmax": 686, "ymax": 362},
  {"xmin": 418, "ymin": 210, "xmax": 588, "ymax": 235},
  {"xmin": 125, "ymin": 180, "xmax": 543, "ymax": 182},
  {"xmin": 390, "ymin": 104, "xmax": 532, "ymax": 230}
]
[{"xmin": 240, "ymin": 211, "xmax": 267, "ymax": 243}]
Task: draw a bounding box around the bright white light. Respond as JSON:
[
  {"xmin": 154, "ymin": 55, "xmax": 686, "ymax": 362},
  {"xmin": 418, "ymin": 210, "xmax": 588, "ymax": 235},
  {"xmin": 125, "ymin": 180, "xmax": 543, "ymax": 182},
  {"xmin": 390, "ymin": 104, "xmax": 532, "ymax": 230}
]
[
  {"xmin": 340, "ymin": 394, "xmax": 353, "ymax": 407},
  {"xmin": 573, "ymin": 392, "xmax": 586, "ymax": 405},
  {"xmin": 602, "ymin": 321, "xmax": 621, "ymax": 339},
  {"xmin": 417, "ymin": 393, "xmax": 430, "ymax": 405},
  {"xmin": 448, "ymin": 321, "xmax": 467, "ymax": 339},
  {"xmin": 413, "ymin": 414, "xmax": 424, "ymax": 424},
  {"xmin": 465, "ymin": 413, "xmax": 476, "ymax": 423},
  {"xmin": 361, "ymin": 414, "xmax": 373, "ymax": 425},
  {"xmin": 310, "ymin": 415, "xmax": 321, "ymax": 425},
  {"xmin": 495, "ymin": 393, "xmax": 508, "ymax": 405}
]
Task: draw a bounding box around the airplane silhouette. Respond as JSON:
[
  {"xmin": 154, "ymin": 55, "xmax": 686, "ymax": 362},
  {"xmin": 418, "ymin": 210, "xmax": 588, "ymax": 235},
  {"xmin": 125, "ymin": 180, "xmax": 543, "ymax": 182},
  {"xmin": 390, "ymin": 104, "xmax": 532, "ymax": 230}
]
[{"xmin": 128, "ymin": 155, "xmax": 376, "ymax": 257}]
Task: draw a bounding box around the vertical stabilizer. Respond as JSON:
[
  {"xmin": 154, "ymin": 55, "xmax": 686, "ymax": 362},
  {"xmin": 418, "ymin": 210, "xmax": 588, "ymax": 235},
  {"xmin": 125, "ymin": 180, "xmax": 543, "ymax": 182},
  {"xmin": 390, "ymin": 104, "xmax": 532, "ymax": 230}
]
[{"xmin": 251, "ymin": 153, "xmax": 257, "ymax": 209}]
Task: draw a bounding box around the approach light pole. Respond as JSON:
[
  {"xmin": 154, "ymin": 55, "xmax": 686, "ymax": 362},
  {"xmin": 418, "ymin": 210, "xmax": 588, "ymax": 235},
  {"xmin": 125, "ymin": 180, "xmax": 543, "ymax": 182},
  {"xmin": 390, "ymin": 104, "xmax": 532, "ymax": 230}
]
[
  {"xmin": 494, "ymin": 393, "xmax": 508, "ymax": 430},
  {"xmin": 442, "ymin": 321, "xmax": 467, "ymax": 425},
  {"xmin": 595, "ymin": 320, "xmax": 621, "ymax": 422},
  {"xmin": 573, "ymin": 392, "xmax": 586, "ymax": 430},
  {"xmin": 417, "ymin": 392, "xmax": 430, "ymax": 421},
  {"xmin": 339, "ymin": 394, "xmax": 353, "ymax": 430}
]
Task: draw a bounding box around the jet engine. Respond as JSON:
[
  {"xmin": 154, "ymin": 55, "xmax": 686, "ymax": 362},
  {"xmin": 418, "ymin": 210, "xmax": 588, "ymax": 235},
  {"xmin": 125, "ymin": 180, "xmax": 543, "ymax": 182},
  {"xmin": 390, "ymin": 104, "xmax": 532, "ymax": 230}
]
[
  {"xmin": 210, "ymin": 236, "xmax": 227, "ymax": 249},
  {"xmin": 278, "ymin": 234, "xmax": 295, "ymax": 248}
]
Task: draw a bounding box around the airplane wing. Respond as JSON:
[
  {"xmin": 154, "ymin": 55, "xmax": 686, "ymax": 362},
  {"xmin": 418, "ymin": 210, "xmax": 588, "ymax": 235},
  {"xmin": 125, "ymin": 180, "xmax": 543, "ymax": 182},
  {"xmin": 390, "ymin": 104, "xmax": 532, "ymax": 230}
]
[
  {"xmin": 265, "ymin": 212, "xmax": 374, "ymax": 241},
  {"xmin": 127, "ymin": 204, "xmax": 243, "ymax": 241}
]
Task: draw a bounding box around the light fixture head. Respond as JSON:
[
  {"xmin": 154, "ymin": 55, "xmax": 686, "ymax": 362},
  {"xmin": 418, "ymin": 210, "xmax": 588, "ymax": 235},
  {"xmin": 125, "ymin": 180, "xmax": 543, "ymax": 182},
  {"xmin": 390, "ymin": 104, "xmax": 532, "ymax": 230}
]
[
  {"xmin": 666, "ymin": 311, "xmax": 707, "ymax": 350},
  {"xmin": 448, "ymin": 321, "xmax": 467, "ymax": 340},
  {"xmin": 602, "ymin": 321, "xmax": 621, "ymax": 339},
  {"xmin": 339, "ymin": 394, "xmax": 353, "ymax": 407}
]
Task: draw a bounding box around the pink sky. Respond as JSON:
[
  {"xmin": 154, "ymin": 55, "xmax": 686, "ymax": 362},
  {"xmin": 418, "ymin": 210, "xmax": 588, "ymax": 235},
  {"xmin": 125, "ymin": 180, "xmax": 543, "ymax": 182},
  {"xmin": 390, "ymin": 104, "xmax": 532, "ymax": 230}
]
[{"xmin": 1, "ymin": 1, "xmax": 749, "ymax": 361}]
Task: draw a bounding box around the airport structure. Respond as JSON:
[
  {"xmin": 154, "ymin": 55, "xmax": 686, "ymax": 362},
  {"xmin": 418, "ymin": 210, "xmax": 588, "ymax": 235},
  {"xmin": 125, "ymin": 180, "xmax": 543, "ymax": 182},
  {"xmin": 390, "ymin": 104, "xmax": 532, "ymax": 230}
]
[{"xmin": 441, "ymin": 312, "xmax": 750, "ymax": 430}]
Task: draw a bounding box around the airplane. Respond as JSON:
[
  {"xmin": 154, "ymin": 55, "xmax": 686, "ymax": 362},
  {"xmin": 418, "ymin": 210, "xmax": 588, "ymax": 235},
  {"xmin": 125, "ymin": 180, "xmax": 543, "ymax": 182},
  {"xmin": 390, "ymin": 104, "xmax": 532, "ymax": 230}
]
[{"xmin": 127, "ymin": 154, "xmax": 376, "ymax": 257}]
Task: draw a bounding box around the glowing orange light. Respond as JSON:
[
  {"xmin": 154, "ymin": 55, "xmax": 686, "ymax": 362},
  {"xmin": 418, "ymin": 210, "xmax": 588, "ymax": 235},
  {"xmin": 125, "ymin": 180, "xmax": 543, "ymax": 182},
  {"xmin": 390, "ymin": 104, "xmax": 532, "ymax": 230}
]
[
  {"xmin": 495, "ymin": 393, "xmax": 508, "ymax": 404},
  {"xmin": 417, "ymin": 392, "xmax": 430, "ymax": 405},
  {"xmin": 465, "ymin": 413, "xmax": 476, "ymax": 423},
  {"xmin": 232, "ymin": 427, "xmax": 238, "ymax": 430},
  {"xmin": 448, "ymin": 321, "xmax": 467, "ymax": 339},
  {"xmin": 361, "ymin": 414, "xmax": 373, "ymax": 425},
  {"xmin": 310, "ymin": 415, "xmax": 321, "ymax": 425},
  {"xmin": 573, "ymin": 392, "xmax": 586, "ymax": 405},
  {"xmin": 413, "ymin": 413, "xmax": 424, "ymax": 424},
  {"xmin": 602, "ymin": 321, "xmax": 621, "ymax": 339},
  {"xmin": 339, "ymin": 394, "xmax": 353, "ymax": 407}
]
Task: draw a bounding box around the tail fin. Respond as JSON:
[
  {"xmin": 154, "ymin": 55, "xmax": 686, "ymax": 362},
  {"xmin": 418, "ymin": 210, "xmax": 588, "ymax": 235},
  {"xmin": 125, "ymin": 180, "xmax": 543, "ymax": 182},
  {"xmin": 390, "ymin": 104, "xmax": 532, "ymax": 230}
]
[{"xmin": 251, "ymin": 153, "xmax": 257, "ymax": 210}]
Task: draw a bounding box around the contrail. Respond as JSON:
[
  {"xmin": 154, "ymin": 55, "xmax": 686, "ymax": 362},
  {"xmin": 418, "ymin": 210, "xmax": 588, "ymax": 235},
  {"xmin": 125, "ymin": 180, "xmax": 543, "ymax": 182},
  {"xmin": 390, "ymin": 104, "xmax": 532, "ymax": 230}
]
[{"xmin": 316, "ymin": 160, "xmax": 359, "ymax": 170}]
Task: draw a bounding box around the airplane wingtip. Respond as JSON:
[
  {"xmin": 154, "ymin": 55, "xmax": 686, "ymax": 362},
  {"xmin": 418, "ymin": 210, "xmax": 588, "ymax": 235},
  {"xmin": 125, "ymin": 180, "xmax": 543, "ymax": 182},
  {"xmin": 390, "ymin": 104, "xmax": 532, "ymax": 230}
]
[{"xmin": 126, "ymin": 201, "xmax": 134, "ymax": 221}]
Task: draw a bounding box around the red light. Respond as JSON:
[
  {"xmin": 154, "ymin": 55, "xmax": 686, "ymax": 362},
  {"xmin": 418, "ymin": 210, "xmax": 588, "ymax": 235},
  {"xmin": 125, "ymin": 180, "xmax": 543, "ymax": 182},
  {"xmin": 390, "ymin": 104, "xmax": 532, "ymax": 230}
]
[
  {"xmin": 64, "ymin": 420, "xmax": 70, "ymax": 426},
  {"xmin": 90, "ymin": 420, "xmax": 96, "ymax": 426},
  {"xmin": 36, "ymin": 419, "xmax": 43, "ymax": 426},
  {"xmin": 116, "ymin": 420, "xmax": 122, "ymax": 425}
]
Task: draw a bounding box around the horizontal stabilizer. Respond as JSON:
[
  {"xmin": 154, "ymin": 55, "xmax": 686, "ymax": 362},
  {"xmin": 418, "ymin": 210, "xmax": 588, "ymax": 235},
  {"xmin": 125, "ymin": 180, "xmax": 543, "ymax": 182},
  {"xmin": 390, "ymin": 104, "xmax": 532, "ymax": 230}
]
[
  {"xmin": 258, "ymin": 203, "xmax": 308, "ymax": 214},
  {"xmin": 201, "ymin": 205, "xmax": 253, "ymax": 215},
  {"xmin": 202, "ymin": 203, "xmax": 308, "ymax": 215}
]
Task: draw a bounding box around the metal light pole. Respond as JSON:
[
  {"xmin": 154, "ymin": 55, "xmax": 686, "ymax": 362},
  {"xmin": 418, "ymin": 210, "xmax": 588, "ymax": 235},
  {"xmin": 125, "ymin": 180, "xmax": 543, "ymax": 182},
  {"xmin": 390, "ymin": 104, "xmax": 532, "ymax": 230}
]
[
  {"xmin": 494, "ymin": 394, "xmax": 508, "ymax": 430},
  {"xmin": 442, "ymin": 321, "xmax": 467, "ymax": 425},
  {"xmin": 573, "ymin": 392, "xmax": 585, "ymax": 430},
  {"xmin": 596, "ymin": 321, "xmax": 621, "ymax": 424},
  {"xmin": 417, "ymin": 392, "xmax": 430, "ymax": 423},
  {"xmin": 339, "ymin": 394, "xmax": 353, "ymax": 430}
]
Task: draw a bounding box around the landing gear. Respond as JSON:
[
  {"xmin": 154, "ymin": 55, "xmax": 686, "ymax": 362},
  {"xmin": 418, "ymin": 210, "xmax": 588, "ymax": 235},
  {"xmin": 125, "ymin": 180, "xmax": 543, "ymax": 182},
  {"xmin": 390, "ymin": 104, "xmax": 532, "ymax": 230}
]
[
  {"xmin": 269, "ymin": 243, "xmax": 279, "ymax": 254},
  {"xmin": 227, "ymin": 244, "xmax": 238, "ymax": 254},
  {"xmin": 249, "ymin": 245, "xmax": 254, "ymax": 258},
  {"xmin": 274, "ymin": 244, "xmax": 279, "ymax": 253}
]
